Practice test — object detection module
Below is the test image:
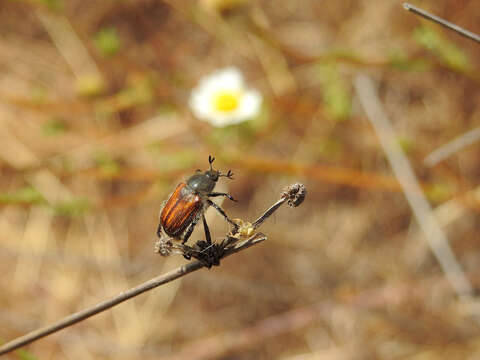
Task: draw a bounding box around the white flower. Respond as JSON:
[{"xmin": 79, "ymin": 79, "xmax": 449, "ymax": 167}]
[{"xmin": 189, "ymin": 67, "xmax": 262, "ymax": 127}]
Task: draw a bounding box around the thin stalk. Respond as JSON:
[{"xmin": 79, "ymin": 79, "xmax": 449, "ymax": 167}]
[
  {"xmin": 403, "ymin": 3, "xmax": 480, "ymax": 43},
  {"xmin": 0, "ymin": 184, "xmax": 305, "ymax": 356}
]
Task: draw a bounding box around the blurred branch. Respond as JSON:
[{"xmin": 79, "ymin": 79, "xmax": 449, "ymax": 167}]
[
  {"xmin": 236, "ymin": 155, "xmax": 404, "ymax": 192},
  {"xmin": 403, "ymin": 3, "xmax": 480, "ymax": 44},
  {"xmin": 354, "ymin": 74, "xmax": 474, "ymax": 300},
  {"xmin": 163, "ymin": 0, "xmax": 254, "ymax": 59},
  {"xmin": 35, "ymin": 10, "xmax": 103, "ymax": 86},
  {"xmin": 424, "ymin": 127, "xmax": 480, "ymax": 166},
  {"xmin": 163, "ymin": 268, "xmax": 480, "ymax": 360},
  {"xmin": 0, "ymin": 184, "xmax": 306, "ymax": 356}
]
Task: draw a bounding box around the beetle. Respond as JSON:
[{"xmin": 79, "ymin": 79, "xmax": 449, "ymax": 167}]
[{"xmin": 157, "ymin": 155, "xmax": 237, "ymax": 248}]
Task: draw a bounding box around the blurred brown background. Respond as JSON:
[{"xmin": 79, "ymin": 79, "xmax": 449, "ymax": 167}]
[{"xmin": 1, "ymin": 0, "xmax": 480, "ymax": 359}]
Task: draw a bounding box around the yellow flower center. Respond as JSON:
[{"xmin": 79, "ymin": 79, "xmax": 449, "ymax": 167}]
[{"xmin": 212, "ymin": 90, "xmax": 241, "ymax": 112}]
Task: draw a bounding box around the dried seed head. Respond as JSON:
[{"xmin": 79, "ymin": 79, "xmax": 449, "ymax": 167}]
[{"xmin": 282, "ymin": 183, "xmax": 307, "ymax": 207}]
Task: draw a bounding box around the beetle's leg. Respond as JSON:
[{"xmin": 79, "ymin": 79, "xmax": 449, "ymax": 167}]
[
  {"xmin": 207, "ymin": 199, "xmax": 238, "ymax": 228},
  {"xmin": 202, "ymin": 215, "xmax": 212, "ymax": 245},
  {"xmin": 207, "ymin": 192, "xmax": 237, "ymax": 202},
  {"xmin": 182, "ymin": 215, "xmax": 200, "ymax": 244}
]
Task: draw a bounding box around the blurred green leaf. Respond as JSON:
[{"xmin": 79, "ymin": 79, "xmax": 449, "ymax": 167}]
[
  {"xmin": 30, "ymin": 86, "xmax": 48, "ymax": 104},
  {"xmin": 414, "ymin": 25, "xmax": 471, "ymax": 72},
  {"xmin": 53, "ymin": 198, "xmax": 90, "ymax": 217},
  {"xmin": 157, "ymin": 104, "xmax": 177, "ymax": 114},
  {"xmin": 43, "ymin": 118, "xmax": 67, "ymax": 136},
  {"xmin": 388, "ymin": 48, "xmax": 430, "ymax": 71},
  {"xmin": 318, "ymin": 62, "xmax": 352, "ymax": 121},
  {"xmin": 76, "ymin": 74, "xmax": 106, "ymax": 97},
  {"xmin": 328, "ymin": 48, "xmax": 363, "ymax": 63},
  {"xmin": 94, "ymin": 74, "xmax": 156, "ymax": 116},
  {"xmin": 39, "ymin": 0, "xmax": 62, "ymax": 10},
  {"xmin": 13, "ymin": 0, "xmax": 64, "ymax": 10},
  {"xmin": 0, "ymin": 186, "xmax": 45, "ymax": 205},
  {"xmin": 16, "ymin": 349, "xmax": 38, "ymax": 360},
  {"xmin": 93, "ymin": 152, "xmax": 120, "ymax": 177},
  {"xmin": 116, "ymin": 76, "xmax": 154, "ymax": 108},
  {"xmin": 397, "ymin": 137, "xmax": 414, "ymax": 154},
  {"xmin": 148, "ymin": 147, "xmax": 197, "ymax": 172},
  {"xmin": 316, "ymin": 138, "xmax": 342, "ymax": 159},
  {"xmin": 425, "ymin": 182, "xmax": 455, "ymax": 203},
  {"xmin": 94, "ymin": 27, "xmax": 122, "ymax": 57}
]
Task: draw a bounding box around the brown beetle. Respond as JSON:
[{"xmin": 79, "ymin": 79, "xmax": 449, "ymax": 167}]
[{"xmin": 157, "ymin": 156, "xmax": 236, "ymax": 247}]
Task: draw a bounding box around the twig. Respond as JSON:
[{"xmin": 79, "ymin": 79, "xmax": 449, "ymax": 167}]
[
  {"xmin": 403, "ymin": 3, "xmax": 480, "ymax": 44},
  {"xmin": 35, "ymin": 10, "xmax": 103, "ymax": 81},
  {"xmin": 354, "ymin": 74, "xmax": 474, "ymax": 300},
  {"xmin": 0, "ymin": 184, "xmax": 306, "ymax": 356},
  {"xmin": 424, "ymin": 127, "xmax": 480, "ymax": 166}
]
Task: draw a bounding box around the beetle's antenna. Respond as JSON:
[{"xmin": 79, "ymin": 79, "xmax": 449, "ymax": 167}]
[
  {"xmin": 208, "ymin": 155, "xmax": 215, "ymax": 170},
  {"xmin": 219, "ymin": 169, "xmax": 234, "ymax": 179}
]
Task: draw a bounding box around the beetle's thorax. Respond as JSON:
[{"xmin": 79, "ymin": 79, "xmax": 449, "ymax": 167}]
[{"xmin": 186, "ymin": 170, "xmax": 219, "ymax": 194}]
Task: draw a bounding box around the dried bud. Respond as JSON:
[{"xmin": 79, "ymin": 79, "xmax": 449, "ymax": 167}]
[
  {"xmin": 282, "ymin": 183, "xmax": 307, "ymax": 207},
  {"xmin": 230, "ymin": 218, "xmax": 255, "ymax": 238},
  {"xmin": 155, "ymin": 238, "xmax": 173, "ymax": 257}
]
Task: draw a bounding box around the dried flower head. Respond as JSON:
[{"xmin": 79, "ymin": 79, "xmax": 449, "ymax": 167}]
[{"xmin": 282, "ymin": 183, "xmax": 307, "ymax": 207}]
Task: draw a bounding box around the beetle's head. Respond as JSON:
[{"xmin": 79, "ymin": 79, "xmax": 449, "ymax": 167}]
[{"xmin": 187, "ymin": 156, "xmax": 234, "ymax": 193}]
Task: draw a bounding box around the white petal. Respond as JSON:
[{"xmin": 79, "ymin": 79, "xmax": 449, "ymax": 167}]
[
  {"xmin": 237, "ymin": 89, "xmax": 262, "ymax": 118},
  {"xmin": 189, "ymin": 89, "xmax": 211, "ymax": 119},
  {"xmin": 214, "ymin": 67, "xmax": 244, "ymax": 91},
  {"xmin": 188, "ymin": 67, "xmax": 262, "ymax": 127}
]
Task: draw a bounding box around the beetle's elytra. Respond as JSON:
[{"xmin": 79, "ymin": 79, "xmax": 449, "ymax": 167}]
[
  {"xmin": 160, "ymin": 183, "xmax": 203, "ymax": 238},
  {"xmin": 157, "ymin": 156, "xmax": 236, "ymax": 247}
]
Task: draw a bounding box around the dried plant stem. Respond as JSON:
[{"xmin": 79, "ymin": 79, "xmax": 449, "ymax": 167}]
[
  {"xmin": 0, "ymin": 234, "xmax": 266, "ymax": 356},
  {"xmin": 354, "ymin": 74, "xmax": 474, "ymax": 300},
  {"xmin": 252, "ymin": 198, "xmax": 286, "ymax": 229},
  {"xmin": 0, "ymin": 183, "xmax": 308, "ymax": 356},
  {"xmin": 424, "ymin": 127, "xmax": 480, "ymax": 166},
  {"xmin": 403, "ymin": 3, "xmax": 480, "ymax": 43}
]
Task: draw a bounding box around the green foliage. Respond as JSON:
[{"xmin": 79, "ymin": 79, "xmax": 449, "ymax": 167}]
[
  {"xmin": 316, "ymin": 138, "xmax": 342, "ymax": 159},
  {"xmin": 115, "ymin": 76, "xmax": 154, "ymax": 108},
  {"xmin": 93, "ymin": 152, "xmax": 120, "ymax": 177},
  {"xmin": 38, "ymin": 0, "xmax": 62, "ymax": 10},
  {"xmin": 388, "ymin": 48, "xmax": 430, "ymax": 71},
  {"xmin": 0, "ymin": 186, "xmax": 45, "ymax": 205},
  {"xmin": 16, "ymin": 349, "xmax": 38, "ymax": 360},
  {"xmin": 397, "ymin": 137, "xmax": 414, "ymax": 154},
  {"xmin": 75, "ymin": 74, "xmax": 106, "ymax": 97},
  {"xmin": 317, "ymin": 62, "xmax": 352, "ymax": 121},
  {"xmin": 156, "ymin": 104, "xmax": 177, "ymax": 114},
  {"xmin": 148, "ymin": 146, "xmax": 197, "ymax": 172},
  {"xmin": 30, "ymin": 86, "xmax": 48, "ymax": 104},
  {"xmin": 414, "ymin": 25, "xmax": 471, "ymax": 72},
  {"xmin": 94, "ymin": 27, "xmax": 122, "ymax": 57},
  {"xmin": 328, "ymin": 48, "xmax": 363, "ymax": 63},
  {"xmin": 43, "ymin": 118, "xmax": 67, "ymax": 136},
  {"xmin": 53, "ymin": 198, "xmax": 90, "ymax": 217},
  {"xmin": 9, "ymin": 0, "xmax": 63, "ymax": 11},
  {"xmin": 425, "ymin": 182, "xmax": 455, "ymax": 203}
]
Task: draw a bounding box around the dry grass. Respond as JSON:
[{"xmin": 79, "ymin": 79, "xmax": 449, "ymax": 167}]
[{"xmin": 1, "ymin": 0, "xmax": 480, "ymax": 359}]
